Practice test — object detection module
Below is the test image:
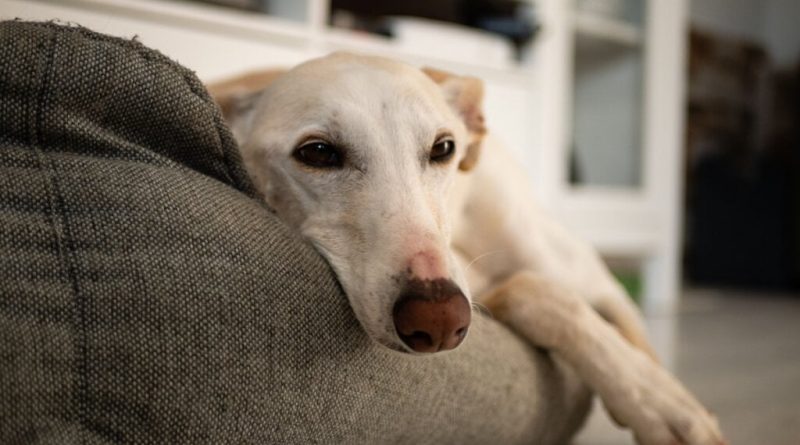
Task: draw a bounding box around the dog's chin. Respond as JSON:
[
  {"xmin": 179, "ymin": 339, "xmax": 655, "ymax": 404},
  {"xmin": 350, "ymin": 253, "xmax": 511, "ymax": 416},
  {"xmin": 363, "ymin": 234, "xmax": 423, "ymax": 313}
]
[
  {"xmin": 362, "ymin": 330, "xmax": 411, "ymax": 354},
  {"xmin": 359, "ymin": 328, "xmax": 418, "ymax": 355},
  {"xmin": 369, "ymin": 333, "xmax": 466, "ymax": 356},
  {"xmin": 376, "ymin": 340, "xmax": 428, "ymax": 356},
  {"xmin": 380, "ymin": 340, "xmax": 414, "ymax": 354}
]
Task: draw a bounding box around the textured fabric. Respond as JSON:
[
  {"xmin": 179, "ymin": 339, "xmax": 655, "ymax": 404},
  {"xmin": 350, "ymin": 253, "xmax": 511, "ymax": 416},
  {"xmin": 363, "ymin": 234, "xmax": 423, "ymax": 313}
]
[{"xmin": 0, "ymin": 21, "xmax": 590, "ymax": 444}]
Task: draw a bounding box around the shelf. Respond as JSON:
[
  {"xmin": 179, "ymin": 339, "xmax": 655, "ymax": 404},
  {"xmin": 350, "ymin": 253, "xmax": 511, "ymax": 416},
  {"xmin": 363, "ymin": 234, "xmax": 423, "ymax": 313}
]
[
  {"xmin": 321, "ymin": 26, "xmax": 534, "ymax": 87},
  {"xmin": 31, "ymin": 0, "xmax": 311, "ymax": 45},
  {"xmin": 574, "ymin": 12, "xmax": 642, "ymax": 47},
  {"xmin": 573, "ymin": 12, "xmax": 643, "ymax": 73},
  {"xmin": 26, "ymin": 0, "xmax": 536, "ymax": 87}
]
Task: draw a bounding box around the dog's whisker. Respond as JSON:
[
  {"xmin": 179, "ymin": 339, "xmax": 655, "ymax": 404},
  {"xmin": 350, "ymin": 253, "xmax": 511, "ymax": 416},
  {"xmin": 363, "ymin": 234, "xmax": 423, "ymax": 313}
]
[
  {"xmin": 470, "ymin": 301, "xmax": 493, "ymax": 319},
  {"xmin": 464, "ymin": 249, "xmax": 506, "ymax": 274}
]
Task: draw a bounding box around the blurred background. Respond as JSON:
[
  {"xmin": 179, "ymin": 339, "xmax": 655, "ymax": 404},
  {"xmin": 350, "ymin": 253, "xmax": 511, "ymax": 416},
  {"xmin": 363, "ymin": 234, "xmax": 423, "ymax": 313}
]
[{"xmin": 2, "ymin": 0, "xmax": 798, "ymax": 443}]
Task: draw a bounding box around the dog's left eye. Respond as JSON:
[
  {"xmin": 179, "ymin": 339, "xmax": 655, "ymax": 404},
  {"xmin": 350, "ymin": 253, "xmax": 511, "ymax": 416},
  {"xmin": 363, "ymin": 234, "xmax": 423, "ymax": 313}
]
[
  {"xmin": 293, "ymin": 141, "xmax": 344, "ymax": 169},
  {"xmin": 430, "ymin": 139, "xmax": 455, "ymax": 163}
]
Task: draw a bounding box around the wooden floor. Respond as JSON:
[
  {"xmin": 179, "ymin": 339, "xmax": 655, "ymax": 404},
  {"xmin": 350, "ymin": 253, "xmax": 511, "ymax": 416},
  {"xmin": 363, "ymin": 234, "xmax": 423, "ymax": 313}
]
[{"xmin": 575, "ymin": 288, "xmax": 800, "ymax": 445}]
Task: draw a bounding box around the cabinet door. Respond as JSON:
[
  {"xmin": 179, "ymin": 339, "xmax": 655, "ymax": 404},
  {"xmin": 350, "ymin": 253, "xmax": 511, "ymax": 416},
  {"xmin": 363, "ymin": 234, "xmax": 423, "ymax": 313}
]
[{"xmin": 570, "ymin": 0, "xmax": 646, "ymax": 188}]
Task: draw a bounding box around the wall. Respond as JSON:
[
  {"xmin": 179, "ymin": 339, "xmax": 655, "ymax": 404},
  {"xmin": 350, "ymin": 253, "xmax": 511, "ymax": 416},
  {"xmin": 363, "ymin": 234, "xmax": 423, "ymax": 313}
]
[
  {"xmin": 762, "ymin": 0, "xmax": 800, "ymax": 66},
  {"xmin": 573, "ymin": 51, "xmax": 642, "ymax": 187},
  {"xmin": 691, "ymin": 0, "xmax": 800, "ymax": 66},
  {"xmin": 689, "ymin": 0, "xmax": 765, "ymax": 42}
]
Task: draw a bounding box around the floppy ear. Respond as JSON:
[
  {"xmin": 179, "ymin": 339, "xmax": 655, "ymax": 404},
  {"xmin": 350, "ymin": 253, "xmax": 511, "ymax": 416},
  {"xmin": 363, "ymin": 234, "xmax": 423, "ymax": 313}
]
[
  {"xmin": 422, "ymin": 67, "xmax": 487, "ymax": 171},
  {"xmin": 206, "ymin": 68, "xmax": 287, "ymax": 130}
]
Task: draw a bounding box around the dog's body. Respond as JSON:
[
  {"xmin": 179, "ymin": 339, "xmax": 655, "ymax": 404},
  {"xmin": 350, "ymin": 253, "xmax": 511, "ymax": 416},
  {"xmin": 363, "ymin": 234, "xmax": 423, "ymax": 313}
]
[
  {"xmin": 449, "ymin": 130, "xmax": 655, "ymax": 353},
  {"xmin": 210, "ymin": 53, "xmax": 725, "ymax": 445}
]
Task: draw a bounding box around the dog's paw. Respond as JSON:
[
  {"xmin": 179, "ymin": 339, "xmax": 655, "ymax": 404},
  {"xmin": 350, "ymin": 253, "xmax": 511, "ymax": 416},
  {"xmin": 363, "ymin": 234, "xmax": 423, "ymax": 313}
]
[{"xmin": 602, "ymin": 354, "xmax": 727, "ymax": 445}]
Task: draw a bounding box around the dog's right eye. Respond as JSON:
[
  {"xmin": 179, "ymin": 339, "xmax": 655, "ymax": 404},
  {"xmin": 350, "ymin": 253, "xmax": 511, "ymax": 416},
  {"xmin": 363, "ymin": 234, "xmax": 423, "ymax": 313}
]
[
  {"xmin": 293, "ymin": 142, "xmax": 344, "ymax": 169},
  {"xmin": 430, "ymin": 138, "xmax": 456, "ymax": 164}
]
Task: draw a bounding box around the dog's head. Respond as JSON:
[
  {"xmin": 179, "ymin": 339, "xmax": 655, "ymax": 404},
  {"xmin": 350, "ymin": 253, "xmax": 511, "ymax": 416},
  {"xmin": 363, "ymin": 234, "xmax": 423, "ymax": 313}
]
[{"xmin": 212, "ymin": 53, "xmax": 486, "ymax": 353}]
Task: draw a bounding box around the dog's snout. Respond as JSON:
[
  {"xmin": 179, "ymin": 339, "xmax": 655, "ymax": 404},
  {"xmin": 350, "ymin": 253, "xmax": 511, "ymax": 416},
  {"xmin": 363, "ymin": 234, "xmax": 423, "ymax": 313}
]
[
  {"xmin": 407, "ymin": 249, "xmax": 446, "ymax": 280},
  {"xmin": 393, "ymin": 279, "xmax": 471, "ymax": 353}
]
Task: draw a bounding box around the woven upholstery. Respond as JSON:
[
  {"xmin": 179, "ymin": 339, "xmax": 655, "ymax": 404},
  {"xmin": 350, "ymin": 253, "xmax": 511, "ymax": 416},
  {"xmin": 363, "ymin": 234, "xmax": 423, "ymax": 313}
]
[{"xmin": 0, "ymin": 21, "xmax": 590, "ymax": 444}]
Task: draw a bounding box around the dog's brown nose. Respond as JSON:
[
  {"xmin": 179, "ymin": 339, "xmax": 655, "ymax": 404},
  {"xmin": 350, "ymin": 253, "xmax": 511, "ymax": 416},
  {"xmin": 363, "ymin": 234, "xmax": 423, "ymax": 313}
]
[{"xmin": 393, "ymin": 279, "xmax": 471, "ymax": 353}]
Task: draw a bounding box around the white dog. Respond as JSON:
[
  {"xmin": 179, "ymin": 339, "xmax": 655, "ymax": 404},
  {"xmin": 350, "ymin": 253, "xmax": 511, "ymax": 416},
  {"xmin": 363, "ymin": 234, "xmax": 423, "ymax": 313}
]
[{"xmin": 209, "ymin": 53, "xmax": 726, "ymax": 445}]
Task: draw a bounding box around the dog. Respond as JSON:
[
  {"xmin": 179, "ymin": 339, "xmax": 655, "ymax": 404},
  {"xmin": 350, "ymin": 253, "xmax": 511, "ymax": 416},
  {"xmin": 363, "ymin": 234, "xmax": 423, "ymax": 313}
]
[{"xmin": 209, "ymin": 52, "xmax": 726, "ymax": 445}]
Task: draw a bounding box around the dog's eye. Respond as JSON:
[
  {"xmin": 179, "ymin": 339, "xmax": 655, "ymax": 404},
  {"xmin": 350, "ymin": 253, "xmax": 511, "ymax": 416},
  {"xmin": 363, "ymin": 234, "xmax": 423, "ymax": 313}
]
[
  {"xmin": 430, "ymin": 139, "xmax": 455, "ymax": 163},
  {"xmin": 293, "ymin": 141, "xmax": 344, "ymax": 169}
]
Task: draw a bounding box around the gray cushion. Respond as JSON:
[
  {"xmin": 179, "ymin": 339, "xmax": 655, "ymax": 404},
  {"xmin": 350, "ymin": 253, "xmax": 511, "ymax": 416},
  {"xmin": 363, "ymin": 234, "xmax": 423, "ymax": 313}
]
[{"xmin": 0, "ymin": 21, "xmax": 589, "ymax": 444}]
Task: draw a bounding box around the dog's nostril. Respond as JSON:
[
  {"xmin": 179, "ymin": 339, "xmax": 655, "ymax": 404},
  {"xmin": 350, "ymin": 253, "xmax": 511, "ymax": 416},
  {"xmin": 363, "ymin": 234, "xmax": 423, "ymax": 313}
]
[
  {"xmin": 410, "ymin": 331, "xmax": 432, "ymax": 343},
  {"xmin": 455, "ymin": 327, "xmax": 468, "ymax": 339},
  {"xmin": 400, "ymin": 331, "xmax": 434, "ymax": 350}
]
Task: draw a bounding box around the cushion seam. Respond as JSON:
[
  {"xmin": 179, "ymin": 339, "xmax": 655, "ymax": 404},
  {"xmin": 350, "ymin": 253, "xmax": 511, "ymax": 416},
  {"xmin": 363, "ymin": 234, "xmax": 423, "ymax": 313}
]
[{"xmin": 30, "ymin": 26, "xmax": 90, "ymax": 445}]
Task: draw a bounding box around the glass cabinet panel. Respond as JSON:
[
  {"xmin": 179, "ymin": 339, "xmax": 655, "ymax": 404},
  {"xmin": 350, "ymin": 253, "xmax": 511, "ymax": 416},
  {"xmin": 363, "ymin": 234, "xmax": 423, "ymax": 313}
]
[{"xmin": 569, "ymin": 0, "xmax": 646, "ymax": 188}]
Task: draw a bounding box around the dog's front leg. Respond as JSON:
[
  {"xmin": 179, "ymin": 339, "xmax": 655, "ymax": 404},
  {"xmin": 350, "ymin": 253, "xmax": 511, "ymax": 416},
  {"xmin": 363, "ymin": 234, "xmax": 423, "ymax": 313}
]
[{"xmin": 482, "ymin": 272, "xmax": 726, "ymax": 445}]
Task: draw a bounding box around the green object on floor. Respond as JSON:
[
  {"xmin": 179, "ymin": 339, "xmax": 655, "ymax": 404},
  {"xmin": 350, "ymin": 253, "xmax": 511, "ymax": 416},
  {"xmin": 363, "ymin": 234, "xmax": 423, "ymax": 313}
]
[{"xmin": 614, "ymin": 271, "xmax": 642, "ymax": 305}]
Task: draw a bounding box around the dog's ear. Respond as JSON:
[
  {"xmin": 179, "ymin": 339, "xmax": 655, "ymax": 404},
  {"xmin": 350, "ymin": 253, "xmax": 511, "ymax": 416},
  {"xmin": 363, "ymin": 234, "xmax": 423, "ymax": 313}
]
[
  {"xmin": 422, "ymin": 67, "xmax": 487, "ymax": 171},
  {"xmin": 207, "ymin": 68, "xmax": 287, "ymax": 129}
]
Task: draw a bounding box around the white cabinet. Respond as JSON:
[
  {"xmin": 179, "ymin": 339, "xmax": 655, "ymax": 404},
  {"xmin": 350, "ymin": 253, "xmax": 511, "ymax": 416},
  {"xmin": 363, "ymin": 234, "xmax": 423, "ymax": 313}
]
[{"xmin": 533, "ymin": 0, "xmax": 689, "ymax": 314}]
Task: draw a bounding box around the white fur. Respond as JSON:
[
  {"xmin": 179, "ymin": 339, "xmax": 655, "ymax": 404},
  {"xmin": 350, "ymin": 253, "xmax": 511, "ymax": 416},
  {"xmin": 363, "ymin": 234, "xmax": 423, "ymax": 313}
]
[
  {"xmin": 235, "ymin": 53, "xmax": 471, "ymax": 350},
  {"xmin": 224, "ymin": 52, "xmax": 726, "ymax": 445}
]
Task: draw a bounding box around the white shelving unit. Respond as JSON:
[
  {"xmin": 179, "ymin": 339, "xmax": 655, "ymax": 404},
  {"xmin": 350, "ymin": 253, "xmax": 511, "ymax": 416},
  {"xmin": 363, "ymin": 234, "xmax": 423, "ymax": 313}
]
[
  {"xmin": 535, "ymin": 0, "xmax": 689, "ymax": 315},
  {"xmin": 2, "ymin": 0, "xmax": 689, "ymax": 315}
]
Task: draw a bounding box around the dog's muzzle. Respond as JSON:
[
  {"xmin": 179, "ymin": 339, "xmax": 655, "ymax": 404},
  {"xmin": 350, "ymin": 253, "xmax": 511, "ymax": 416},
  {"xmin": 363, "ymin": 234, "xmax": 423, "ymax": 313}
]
[{"xmin": 392, "ymin": 278, "xmax": 471, "ymax": 353}]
